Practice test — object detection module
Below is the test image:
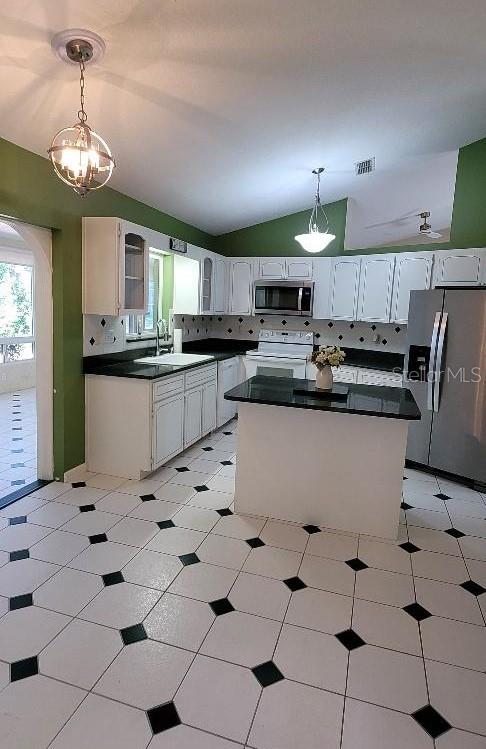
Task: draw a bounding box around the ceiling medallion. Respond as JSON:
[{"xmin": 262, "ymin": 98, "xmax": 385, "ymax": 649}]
[{"xmin": 48, "ymin": 29, "xmax": 115, "ymax": 196}]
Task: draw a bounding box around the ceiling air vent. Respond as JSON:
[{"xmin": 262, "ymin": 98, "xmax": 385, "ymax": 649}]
[{"xmin": 355, "ymin": 157, "xmax": 375, "ymax": 176}]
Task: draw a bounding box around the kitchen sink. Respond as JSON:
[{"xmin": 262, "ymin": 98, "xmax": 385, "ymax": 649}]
[{"xmin": 134, "ymin": 353, "xmax": 214, "ymax": 366}]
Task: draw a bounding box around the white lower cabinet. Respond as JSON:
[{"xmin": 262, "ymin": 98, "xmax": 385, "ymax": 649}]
[
  {"xmin": 202, "ymin": 381, "xmax": 217, "ymax": 433},
  {"xmin": 184, "ymin": 387, "xmax": 203, "ymax": 448},
  {"xmin": 153, "ymin": 394, "xmax": 184, "ymax": 465}
]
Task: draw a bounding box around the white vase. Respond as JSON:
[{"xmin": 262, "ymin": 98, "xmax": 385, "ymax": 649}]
[{"xmin": 315, "ymin": 364, "xmax": 333, "ymax": 390}]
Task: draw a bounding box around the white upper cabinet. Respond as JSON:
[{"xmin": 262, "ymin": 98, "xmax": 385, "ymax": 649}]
[
  {"xmin": 258, "ymin": 258, "xmax": 313, "ymax": 280},
  {"xmin": 213, "ymin": 258, "xmax": 228, "ymax": 314},
  {"xmin": 391, "ymin": 252, "xmax": 433, "ymax": 323},
  {"xmin": 357, "ymin": 254, "xmax": 396, "ymax": 323},
  {"xmin": 82, "ymin": 217, "xmax": 150, "ymax": 316},
  {"xmin": 329, "ymin": 257, "xmax": 361, "ymax": 320},
  {"xmin": 229, "ymin": 259, "xmax": 254, "ymax": 315},
  {"xmin": 432, "ymin": 249, "xmax": 486, "ymax": 287},
  {"xmin": 312, "ymin": 258, "xmax": 333, "ymax": 320},
  {"xmin": 173, "ymin": 254, "xmax": 200, "ymax": 315}
]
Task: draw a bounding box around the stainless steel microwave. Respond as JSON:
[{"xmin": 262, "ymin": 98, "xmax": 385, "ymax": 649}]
[{"xmin": 253, "ymin": 280, "xmax": 314, "ymax": 316}]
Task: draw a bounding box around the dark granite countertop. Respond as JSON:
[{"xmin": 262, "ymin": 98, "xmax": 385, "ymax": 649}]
[
  {"xmin": 224, "ymin": 376, "xmax": 421, "ymax": 420},
  {"xmin": 83, "ymin": 339, "xmax": 257, "ymax": 380},
  {"xmin": 326, "ymin": 347, "xmax": 404, "ymax": 373}
]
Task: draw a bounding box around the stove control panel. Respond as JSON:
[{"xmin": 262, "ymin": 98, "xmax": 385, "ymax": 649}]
[{"xmin": 258, "ymin": 329, "xmax": 314, "ymax": 345}]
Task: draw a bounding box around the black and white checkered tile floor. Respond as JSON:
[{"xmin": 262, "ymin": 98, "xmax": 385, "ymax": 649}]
[{"xmin": 0, "ymin": 419, "xmax": 485, "ymax": 748}]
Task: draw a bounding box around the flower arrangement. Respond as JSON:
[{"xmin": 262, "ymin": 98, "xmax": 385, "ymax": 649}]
[{"xmin": 309, "ymin": 345, "xmax": 345, "ymax": 369}]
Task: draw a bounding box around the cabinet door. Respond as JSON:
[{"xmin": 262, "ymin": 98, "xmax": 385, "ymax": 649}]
[
  {"xmin": 200, "ymin": 257, "xmax": 213, "ymax": 313},
  {"xmin": 357, "ymin": 255, "xmax": 395, "ymax": 322},
  {"xmin": 153, "ymin": 394, "xmax": 184, "ymax": 466},
  {"xmin": 330, "ymin": 258, "xmax": 361, "ymax": 320},
  {"xmin": 286, "ymin": 259, "xmax": 313, "ymax": 279},
  {"xmin": 258, "ymin": 259, "xmax": 286, "ymax": 280},
  {"xmin": 392, "ymin": 253, "xmax": 433, "ymax": 323},
  {"xmin": 230, "ymin": 260, "xmax": 253, "ymax": 315},
  {"xmin": 312, "ymin": 258, "xmax": 332, "ymax": 319},
  {"xmin": 121, "ymin": 228, "xmax": 150, "ymax": 314},
  {"xmin": 184, "ymin": 387, "xmax": 202, "ymax": 447},
  {"xmin": 173, "ymin": 255, "xmax": 201, "ymax": 315},
  {"xmin": 433, "ymin": 250, "xmax": 484, "ymax": 287},
  {"xmin": 202, "ymin": 382, "xmax": 217, "ymax": 435},
  {"xmin": 213, "ymin": 259, "xmax": 227, "ymax": 313}
]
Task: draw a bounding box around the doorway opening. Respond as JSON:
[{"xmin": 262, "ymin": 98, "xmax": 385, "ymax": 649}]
[{"xmin": 0, "ymin": 219, "xmax": 53, "ymax": 507}]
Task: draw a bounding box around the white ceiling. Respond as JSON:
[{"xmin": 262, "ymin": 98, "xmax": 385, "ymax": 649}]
[{"xmin": 1, "ymin": 0, "xmax": 486, "ymax": 236}]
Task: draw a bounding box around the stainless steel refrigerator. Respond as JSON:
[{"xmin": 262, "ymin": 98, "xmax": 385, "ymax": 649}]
[{"xmin": 404, "ymin": 288, "xmax": 486, "ymax": 484}]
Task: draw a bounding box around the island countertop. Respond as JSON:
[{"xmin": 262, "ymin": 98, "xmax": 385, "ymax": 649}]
[{"xmin": 225, "ymin": 375, "xmax": 421, "ymax": 420}]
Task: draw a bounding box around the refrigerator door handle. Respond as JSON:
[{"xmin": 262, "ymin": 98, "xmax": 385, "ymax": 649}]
[
  {"xmin": 427, "ymin": 311, "xmax": 442, "ymax": 411},
  {"xmin": 433, "ymin": 311, "xmax": 448, "ymax": 412}
]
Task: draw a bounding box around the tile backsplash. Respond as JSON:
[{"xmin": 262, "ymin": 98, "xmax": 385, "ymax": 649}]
[{"xmin": 84, "ymin": 313, "xmax": 406, "ymax": 354}]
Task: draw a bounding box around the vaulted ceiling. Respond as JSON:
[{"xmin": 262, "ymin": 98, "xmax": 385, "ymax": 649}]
[{"xmin": 1, "ymin": 0, "xmax": 486, "ymax": 235}]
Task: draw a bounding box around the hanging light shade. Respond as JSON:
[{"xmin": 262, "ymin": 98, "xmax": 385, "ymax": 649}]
[
  {"xmin": 48, "ymin": 34, "xmax": 115, "ymax": 196},
  {"xmin": 295, "ymin": 168, "xmax": 335, "ymax": 253}
]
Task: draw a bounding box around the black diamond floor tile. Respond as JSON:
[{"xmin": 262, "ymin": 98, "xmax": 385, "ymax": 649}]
[
  {"xmin": 444, "ymin": 528, "xmax": 466, "ymax": 538},
  {"xmin": 157, "ymin": 519, "xmax": 175, "ymax": 529},
  {"xmin": 147, "ymin": 701, "xmax": 181, "ymax": 734},
  {"xmin": 399, "ymin": 542, "xmax": 421, "ymax": 554},
  {"xmin": 252, "ymin": 661, "xmax": 284, "ymax": 687},
  {"xmin": 217, "ymin": 508, "xmax": 233, "ymax": 517},
  {"xmin": 246, "ymin": 537, "xmax": 265, "ymax": 548},
  {"xmin": 120, "ymin": 623, "xmax": 147, "ymax": 645},
  {"xmin": 194, "ymin": 485, "xmax": 209, "ymax": 492},
  {"xmin": 302, "ymin": 524, "xmax": 321, "ymax": 534},
  {"xmin": 9, "ymin": 516, "xmax": 26, "ymax": 525},
  {"xmin": 11, "ymin": 656, "xmax": 38, "ymax": 682},
  {"xmin": 202, "ymin": 447, "xmax": 214, "ymax": 452},
  {"xmin": 209, "ymin": 598, "xmax": 235, "ymax": 616},
  {"xmin": 102, "ymin": 571, "xmax": 125, "ymax": 587},
  {"xmin": 9, "ymin": 548, "xmax": 29, "ymax": 562},
  {"xmin": 283, "ymin": 576, "xmax": 307, "ymax": 591},
  {"xmin": 220, "ymin": 460, "xmax": 233, "ymax": 466},
  {"xmin": 79, "ymin": 504, "xmax": 96, "ymax": 512},
  {"xmin": 435, "ymin": 493, "xmax": 451, "ymax": 500},
  {"xmin": 9, "ymin": 593, "xmax": 33, "ymax": 611},
  {"xmin": 179, "ymin": 553, "xmax": 200, "ymax": 566},
  {"xmin": 412, "ymin": 705, "xmax": 452, "ymax": 739},
  {"xmin": 222, "ymin": 431, "xmax": 232, "ymax": 435},
  {"xmin": 401, "ymin": 502, "xmax": 413, "ymax": 510},
  {"xmin": 141, "ymin": 494, "xmax": 156, "ymax": 502},
  {"xmin": 345, "ymin": 558, "xmax": 369, "ymax": 572},
  {"xmin": 335, "ymin": 629, "xmax": 366, "ymax": 651},
  {"xmin": 460, "ymin": 579, "xmax": 486, "ymax": 597},
  {"xmin": 72, "ymin": 481, "xmax": 87, "ymax": 488},
  {"xmin": 403, "ymin": 602, "xmax": 432, "ymax": 621},
  {"xmin": 89, "ymin": 533, "xmax": 108, "ymax": 544},
  {"xmin": 175, "ymin": 466, "xmax": 190, "ymax": 472}
]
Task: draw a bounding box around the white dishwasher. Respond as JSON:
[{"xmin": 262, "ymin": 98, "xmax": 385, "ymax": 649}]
[{"xmin": 217, "ymin": 357, "xmax": 239, "ymax": 427}]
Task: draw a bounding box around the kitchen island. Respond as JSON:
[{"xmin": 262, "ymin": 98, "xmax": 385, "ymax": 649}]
[{"xmin": 225, "ymin": 376, "xmax": 421, "ymax": 539}]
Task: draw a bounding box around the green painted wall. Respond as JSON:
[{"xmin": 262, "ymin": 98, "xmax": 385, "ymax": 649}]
[
  {"xmin": 0, "ymin": 136, "xmax": 213, "ymax": 478},
  {"xmin": 450, "ymin": 137, "xmax": 486, "ymax": 248}
]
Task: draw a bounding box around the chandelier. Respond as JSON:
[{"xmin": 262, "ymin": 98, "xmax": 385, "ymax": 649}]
[
  {"xmin": 295, "ymin": 168, "xmax": 335, "ymax": 253},
  {"xmin": 48, "ymin": 31, "xmax": 115, "ymax": 196}
]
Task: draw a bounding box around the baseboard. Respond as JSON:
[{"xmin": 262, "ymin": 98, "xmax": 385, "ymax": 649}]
[{"xmin": 63, "ymin": 463, "xmax": 87, "ymax": 483}]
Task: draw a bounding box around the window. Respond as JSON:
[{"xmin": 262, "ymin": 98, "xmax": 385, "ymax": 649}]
[
  {"xmin": 127, "ymin": 251, "xmax": 163, "ymax": 336},
  {"xmin": 0, "ymin": 262, "xmax": 34, "ymax": 362}
]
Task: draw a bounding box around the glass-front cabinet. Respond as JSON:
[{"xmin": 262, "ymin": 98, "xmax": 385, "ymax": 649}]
[
  {"xmin": 200, "ymin": 256, "xmax": 213, "ymax": 313},
  {"xmin": 122, "ymin": 231, "xmax": 148, "ymax": 313}
]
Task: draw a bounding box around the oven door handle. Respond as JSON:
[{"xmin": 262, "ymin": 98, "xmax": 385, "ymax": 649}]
[{"xmin": 297, "ymin": 287, "xmax": 303, "ymax": 313}]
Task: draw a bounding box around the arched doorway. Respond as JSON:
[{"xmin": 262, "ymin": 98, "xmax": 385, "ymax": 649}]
[{"xmin": 0, "ymin": 218, "xmax": 53, "ymax": 497}]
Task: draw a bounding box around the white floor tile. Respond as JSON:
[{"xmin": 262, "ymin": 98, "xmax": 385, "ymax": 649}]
[
  {"xmin": 122, "ymin": 549, "xmax": 182, "ymax": 590},
  {"xmin": 358, "ymin": 537, "xmax": 413, "ymax": 574},
  {"xmin": 172, "ymin": 505, "xmax": 219, "ymax": 532},
  {"xmin": 168, "ymin": 561, "xmax": 238, "ymax": 602},
  {"xmin": 414, "ymin": 577, "xmax": 484, "ymax": 625},
  {"xmin": 168, "ymin": 470, "xmax": 214, "ymax": 488},
  {"xmin": 0, "ymin": 494, "xmax": 45, "ymax": 517},
  {"xmin": 341, "ymin": 697, "xmax": 433, "ymax": 749},
  {"xmin": 352, "ymin": 597, "xmax": 422, "ymax": 656},
  {"xmin": 0, "ymin": 605, "xmax": 70, "ymax": 662},
  {"xmin": 145, "ymin": 592, "xmax": 215, "ymax": 651},
  {"xmin": 0, "ymin": 522, "xmax": 52, "ymax": 552},
  {"xmin": 0, "ymin": 675, "xmax": 85, "ymax": 749},
  {"xmin": 68, "ymin": 541, "xmax": 138, "ymax": 575},
  {"xmin": 148, "ymin": 724, "xmax": 239, "ymax": 749},
  {"xmin": 95, "ymin": 639, "xmax": 192, "ymax": 708},
  {"xmin": 275, "ymin": 622, "xmax": 347, "ymax": 693},
  {"xmin": 406, "ymin": 507, "xmax": 451, "ymax": 531},
  {"xmin": 50, "ymin": 692, "xmax": 152, "ymax": 749},
  {"xmin": 146, "ymin": 526, "xmax": 206, "ymax": 555},
  {"xmin": 260, "ymin": 519, "xmax": 309, "ymax": 552},
  {"xmin": 196, "ymin": 533, "xmax": 249, "ymax": 569},
  {"xmin": 61, "ymin": 509, "xmax": 122, "ymax": 537},
  {"xmin": 355, "ymin": 567, "xmax": 415, "ymax": 608},
  {"xmin": 347, "ymin": 644, "xmax": 428, "ymax": 712},
  {"xmin": 249, "ymin": 678, "xmax": 343, "ymax": 749},
  {"xmin": 459, "ymin": 535, "xmax": 486, "ymax": 562},
  {"xmin": 305, "ymin": 529, "xmax": 359, "ymax": 561},
  {"xmin": 408, "ymin": 526, "xmax": 462, "ymax": 556},
  {"xmin": 213, "ymin": 512, "xmax": 266, "ymax": 540},
  {"xmin": 57, "ymin": 486, "xmax": 111, "ymax": 506},
  {"xmin": 154, "ymin": 482, "xmax": 198, "ymax": 504},
  {"xmin": 40, "ymin": 618, "xmax": 122, "ymax": 689},
  {"xmin": 285, "ymin": 587, "xmax": 353, "ymax": 634},
  {"xmin": 107, "ymin": 516, "xmax": 159, "ymax": 547},
  {"xmin": 0, "ymin": 557, "xmax": 60, "ymax": 596},
  {"xmin": 95, "ymin": 491, "xmax": 142, "ymax": 515},
  {"xmin": 175, "ymin": 654, "xmax": 260, "ymax": 744},
  {"xmin": 426, "ymin": 659, "xmax": 486, "ymax": 736},
  {"xmin": 201, "ymin": 609, "xmax": 281, "ymax": 666},
  {"xmin": 187, "ymin": 489, "xmax": 234, "ymax": 511},
  {"xmin": 206, "ymin": 475, "xmax": 235, "ymax": 494},
  {"xmin": 117, "ymin": 478, "xmax": 166, "ymax": 496},
  {"xmin": 30, "ymin": 530, "xmax": 90, "ymax": 565},
  {"xmin": 79, "ymin": 582, "xmax": 160, "ymax": 629},
  {"xmin": 242, "ymin": 545, "xmax": 302, "ymax": 580},
  {"xmin": 435, "ymin": 729, "xmax": 486, "ymax": 748},
  {"xmin": 129, "ymin": 498, "xmax": 183, "ymax": 522},
  {"xmin": 229, "ymin": 571, "xmax": 291, "ymax": 621},
  {"xmin": 421, "ymin": 616, "xmax": 486, "ymax": 671},
  {"xmin": 412, "ymin": 549, "xmax": 469, "ymax": 584},
  {"xmin": 34, "ymin": 567, "xmax": 103, "ymax": 616},
  {"xmin": 27, "ymin": 501, "xmax": 79, "ymax": 529},
  {"xmin": 299, "ymin": 554, "xmax": 355, "ymax": 596}
]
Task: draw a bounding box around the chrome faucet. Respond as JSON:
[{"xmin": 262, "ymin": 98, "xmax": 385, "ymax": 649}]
[{"xmin": 156, "ymin": 318, "xmax": 169, "ymax": 355}]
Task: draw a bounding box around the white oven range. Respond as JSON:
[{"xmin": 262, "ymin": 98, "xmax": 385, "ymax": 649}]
[{"xmin": 244, "ymin": 330, "xmax": 314, "ymax": 380}]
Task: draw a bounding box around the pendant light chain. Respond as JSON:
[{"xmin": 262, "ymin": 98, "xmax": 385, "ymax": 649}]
[{"xmin": 78, "ymin": 60, "xmax": 88, "ymax": 124}]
